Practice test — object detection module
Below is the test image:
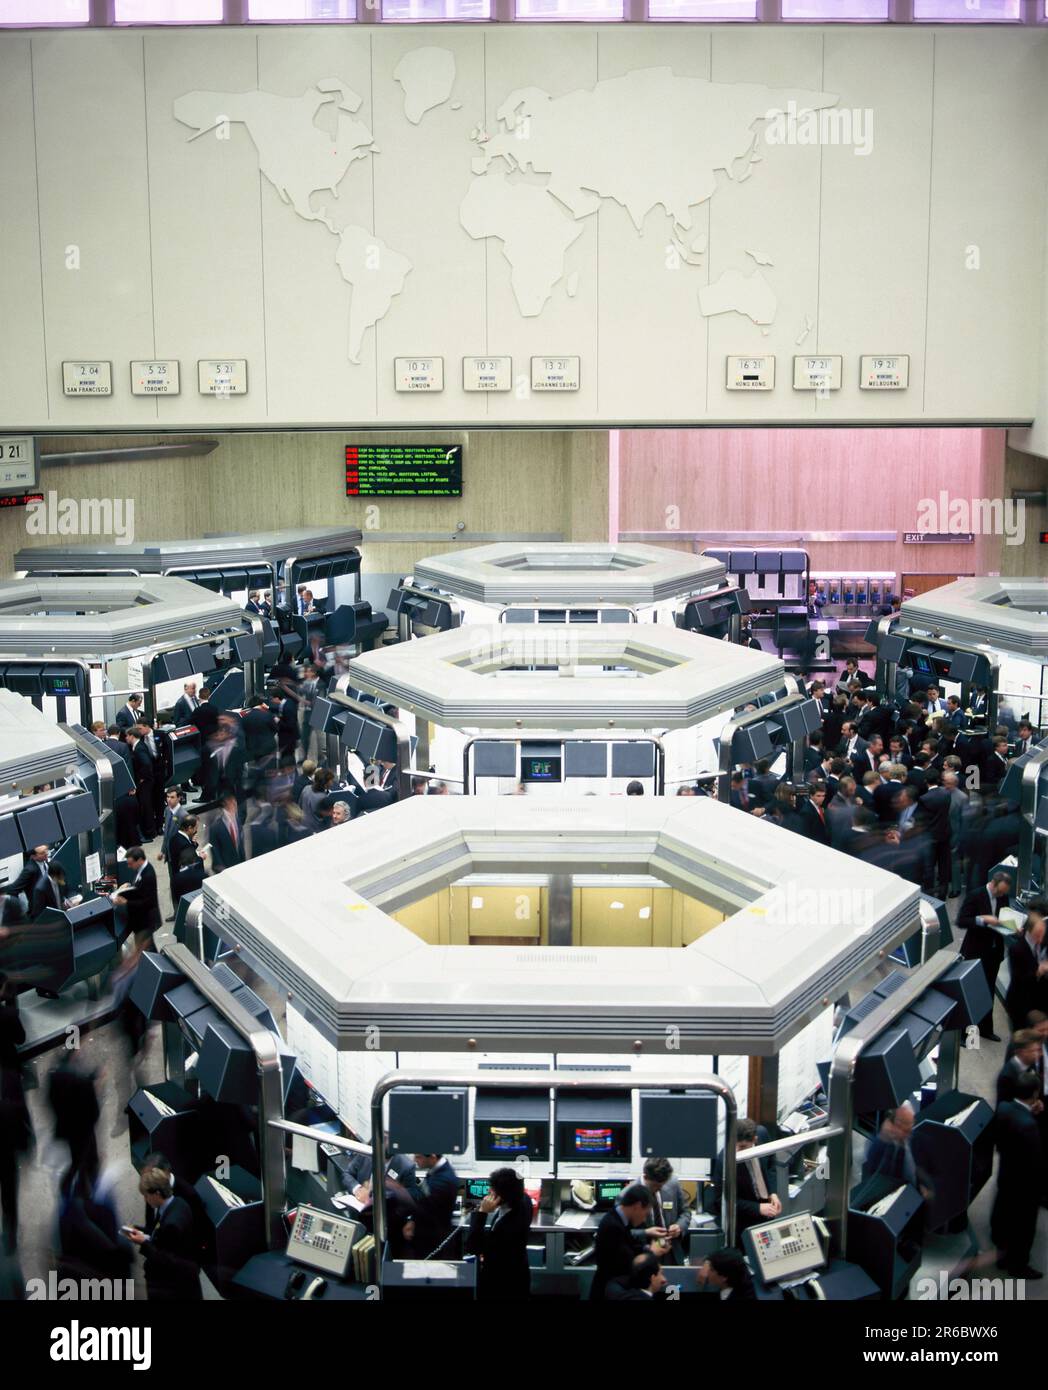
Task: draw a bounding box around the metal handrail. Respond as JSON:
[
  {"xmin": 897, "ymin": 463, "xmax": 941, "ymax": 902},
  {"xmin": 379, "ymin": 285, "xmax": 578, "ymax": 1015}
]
[{"xmin": 369, "ymin": 1068, "xmax": 736, "ymax": 1291}]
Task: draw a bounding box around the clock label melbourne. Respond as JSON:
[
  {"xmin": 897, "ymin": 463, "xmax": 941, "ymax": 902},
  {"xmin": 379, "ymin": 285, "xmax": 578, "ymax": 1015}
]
[
  {"xmin": 62, "ymin": 361, "xmax": 112, "ymax": 396},
  {"xmin": 793, "ymin": 355, "xmax": 842, "ymax": 391},
  {"xmin": 726, "ymin": 356, "xmax": 774, "ymax": 391},
  {"xmin": 531, "ymin": 357, "xmax": 580, "ymax": 391},
  {"xmin": 394, "ymin": 357, "xmax": 444, "ymax": 392},
  {"xmin": 463, "ymin": 356, "xmax": 512, "ymax": 392},
  {"xmin": 860, "ymin": 355, "xmax": 909, "ymax": 390},
  {"xmin": 198, "ymin": 359, "xmax": 248, "ymax": 395},
  {"xmin": 131, "ymin": 360, "xmax": 180, "ymax": 396}
]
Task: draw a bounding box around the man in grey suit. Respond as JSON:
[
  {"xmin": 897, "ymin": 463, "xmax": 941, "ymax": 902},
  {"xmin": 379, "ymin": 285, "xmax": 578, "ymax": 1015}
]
[{"xmin": 629, "ymin": 1156, "xmax": 692, "ymax": 1265}]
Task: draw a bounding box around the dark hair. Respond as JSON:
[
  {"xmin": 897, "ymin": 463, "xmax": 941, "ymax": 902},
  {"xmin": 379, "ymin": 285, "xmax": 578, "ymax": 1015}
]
[
  {"xmin": 736, "ymin": 1118, "xmax": 758, "ymax": 1145},
  {"xmin": 643, "ymin": 1157, "xmax": 673, "ymax": 1185},
  {"xmin": 488, "ymin": 1168, "xmax": 526, "ymax": 1205},
  {"xmin": 707, "ymin": 1247, "xmax": 751, "ymax": 1289},
  {"xmin": 628, "ymin": 1252, "xmax": 663, "ymax": 1290},
  {"xmin": 625, "ymin": 781, "xmax": 644, "ymax": 796},
  {"xmin": 125, "ymin": 845, "xmax": 145, "ymax": 863},
  {"xmin": 619, "ymin": 1183, "xmax": 653, "ymax": 1210},
  {"xmin": 1013, "ymin": 1071, "xmax": 1040, "ymax": 1103},
  {"xmin": 1024, "ymin": 898, "xmax": 1048, "ymax": 923}
]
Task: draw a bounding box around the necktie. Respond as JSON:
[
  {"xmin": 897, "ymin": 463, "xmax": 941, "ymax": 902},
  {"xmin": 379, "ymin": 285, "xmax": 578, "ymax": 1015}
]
[
  {"xmin": 229, "ymin": 816, "xmax": 239, "ymax": 849},
  {"xmin": 748, "ymin": 1158, "xmax": 769, "ymax": 1200}
]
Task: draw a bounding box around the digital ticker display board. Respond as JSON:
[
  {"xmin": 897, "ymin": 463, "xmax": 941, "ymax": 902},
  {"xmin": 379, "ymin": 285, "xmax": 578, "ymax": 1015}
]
[{"xmin": 345, "ymin": 444, "xmax": 463, "ymax": 498}]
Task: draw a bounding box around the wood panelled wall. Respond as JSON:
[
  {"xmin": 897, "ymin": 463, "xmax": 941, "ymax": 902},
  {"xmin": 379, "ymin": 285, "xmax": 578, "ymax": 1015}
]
[
  {"xmin": 1, "ymin": 430, "xmax": 609, "ymax": 580},
  {"xmin": 1001, "ymin": 445, "xmax": 1048, "ymax": 579},
  {"xmin": 617, "ymin": 427, "xmax": 1008, "ymax": 580}
]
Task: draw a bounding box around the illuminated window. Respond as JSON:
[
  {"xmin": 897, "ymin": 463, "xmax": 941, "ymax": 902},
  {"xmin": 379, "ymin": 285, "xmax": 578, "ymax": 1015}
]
[
  {"xmin": 248, "ymin": 0, "xmax": 356, "ymax": 16},
  {"xmin": 782, "ymin": 0, "xmax": 888, "ymax": 16},
  {"xmin": 0, "ymin": 0, "xmax": 88, "ymax": 21},
  {"xmin": 114, "ymin": 0, "xmax": 223, "ymax": 20},
  {"xmin": 650, "ymin": 0, "xmax": 756, "ymax": 16},
  {"xmin": 383, "ymin": 0, "xmax": 490, "ymax": 18},
  {"xmin": 517, "ymin": 0, "xmax": 625, "ymax": 18},
  {"xmin": 913, "ymin": 0, "xmax": 1020, "ymax": 17}
]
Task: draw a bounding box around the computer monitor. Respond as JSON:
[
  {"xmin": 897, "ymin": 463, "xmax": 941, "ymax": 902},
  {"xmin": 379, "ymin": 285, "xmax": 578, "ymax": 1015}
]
[{"xmin": 554, "ymin": 1090, "xmax": 633, "ymax": 1163}]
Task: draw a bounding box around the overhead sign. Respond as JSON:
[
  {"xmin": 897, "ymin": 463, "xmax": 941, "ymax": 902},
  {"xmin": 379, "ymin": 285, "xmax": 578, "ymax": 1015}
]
[
  {"xmin": 903, "ymin": 532, "xmax": 974, "ymax": 544},
  {"xmin": 345, "ymin": 444, "xmax": 462, "ymax": 498}
]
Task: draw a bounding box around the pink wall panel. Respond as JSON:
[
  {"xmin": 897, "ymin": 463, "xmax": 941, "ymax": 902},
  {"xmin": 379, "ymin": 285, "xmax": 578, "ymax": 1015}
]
[{"xmin": 617, "ymin": 426, "xmax": 1008, "ymax": 578}]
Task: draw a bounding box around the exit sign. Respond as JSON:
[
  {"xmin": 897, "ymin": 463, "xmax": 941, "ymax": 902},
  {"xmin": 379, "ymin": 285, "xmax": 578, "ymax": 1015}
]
[{"xmin": 1040, "ymin": 532, "xmax": 1048, "ymax": 544}]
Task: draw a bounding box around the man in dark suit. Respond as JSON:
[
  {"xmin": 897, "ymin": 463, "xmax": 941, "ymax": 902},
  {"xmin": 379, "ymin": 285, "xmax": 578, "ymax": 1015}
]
[
  {"xmin": 1005, "ymin": 904, "xmax": 1048, "ymax": 1031},
  {"xmin": 839, "ymin": 722, "xmax": 868, "ymax": 765},
  {"xmin": 589, "ymin": 1184, "xmax": 658, "ymax": 1301},
  {"xmin": 914, "ymin": 776, "xmax": 954, "ymax": 899},
  {"xmin": 141, "ymin": 1151, "xmax": 209, "ymax": 1251},
  {"xmin": 888, "ymin": 736, "xmax": 913, "ymax": 769},
  {"xmin": 126, "ymin": 731, "xmax": 157, "ymax": 840},
  {"xmin": 208, "ymin": 791, "xmax": 245, "ymax": 874},
  {"xmin": 7, "ymin": 846, "xmax": 57, "ymax": 919},
  {"xmin": 115, "ymin": 694, "xmax": 144, "ymax": 732},
  {"xmin": 959, "ymin": 871, "xmax": 1014, "ymax": 1041},
  {"xmin": 709, "ymin": 1117, "xmax": 779, "ymax": 1247},
  {"xmin": 861, "ymin": 1104, "xmax": 924, "ymax": 1188},
  {"xmin": 990, "ymin": 1073, "xmax": 1043, "ymax": 1278},
  {"xmin": 242, "ymin": 695, "xmax": 278, "ymax": 767},
  {"xmin": 872, "ymin": 767, "xmax": 907, "ymax": 825},
  {"xmin": 276, "ymin": 688, "xmax": 301, "ymax": 763},
  {"xmin": 171, "ymin": 682, "xmax": 200, "ymax": 728},
  {"xmin": 856, "ymin": 693, "xmax": 893, "ymax": 744},
  {"xmin": 800, "ymin": 783, "xmax": 832, "ymax": 846},
  {"xmin": 207, "ymin": 728, "xmax": 245, "ymax": 806},
  {"xmin": 188, "ymin": 687, "xmax": 219, "ymax": 743},
  {"xmin": 403, "ymin": 1153, "xmax": 459, "ymax": 1259},
  {"xmin": 112, "ymin": 847, "xmax": 161, "ymax": 947},
  {"xmin": 944, "ymin": 695, "xmax": 966, "ymax": 728},
  {"xmin": 728, "ymin": 771, "xmax": 754, "ymax": 813},
  {"xmin": 1013, "ymin": 722, "xmax": 1036, "ymax": 759},
  {"xmin": 996, "ymin": 1032, "xmax": 1044, "ymax": 1104},
  {"xmin": 851, "ymin": 733, "xmax": 883, "ymax": 783},
  {"xmin": 983, "ymin": 738, "xmax": 1012, "ymax": 797},
  {"xmin": 104, "ymin": 725, "xmax": 133, "ymax": 769},
  {"xmin": 605, "ymin": 1251, "xmax": 668, "ymax": 1301},
  {"xmin": 128, "ymin": 1165, "xmax": 202, "ymax": 1300}
]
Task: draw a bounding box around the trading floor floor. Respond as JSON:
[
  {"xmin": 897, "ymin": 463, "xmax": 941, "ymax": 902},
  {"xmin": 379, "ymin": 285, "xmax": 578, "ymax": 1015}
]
[{"xmin": 6, "ymin": 834, "xmax": 1047, "ymax": 1300}]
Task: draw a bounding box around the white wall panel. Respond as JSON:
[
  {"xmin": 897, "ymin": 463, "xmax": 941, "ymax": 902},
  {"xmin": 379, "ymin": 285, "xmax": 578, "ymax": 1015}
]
[
  {"xmin": 0, "ymin": 38, "xmax": 48, "ymax": 428},
  {"xmin": 924, "ymin": 32, "xmax": 1046, "ymax": 422},
  {"xmin": 33, "ymin": 32, "xmax": 157, "ymax": 429},
  {"xmin": 481, "ymin": 26, "xmax": 599, "ymax": 425},
  {"xmin": 255, "ymin": 28, "xmax": 376, "ymax": 425},
  {"xmin": 817, "ymin": 29, "xmax": 932, "ymax": 423},
  {"xmin": 0, "ymin": 26, "xmax": 1044, "ymax": 431},
  {"xmin": 372, "ymin": 27, "xmax": 487, "ymax": 424},
  {"xmin": 706, "ymin": 26, "xmax": 825, "ymax": 424},
  {"xmin": 145, "ymin": 27, "xmax": 266, "ymax": 427}
]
